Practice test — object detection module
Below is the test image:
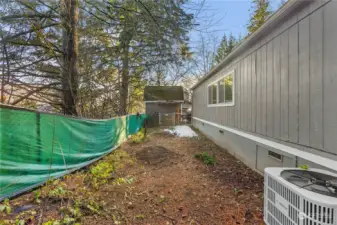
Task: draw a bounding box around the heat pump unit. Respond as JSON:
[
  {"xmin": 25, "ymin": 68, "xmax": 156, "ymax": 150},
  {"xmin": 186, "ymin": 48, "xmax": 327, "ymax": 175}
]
[{"xmin": 264, "ymin": 167, "xmax": 337, "ymax": 225}]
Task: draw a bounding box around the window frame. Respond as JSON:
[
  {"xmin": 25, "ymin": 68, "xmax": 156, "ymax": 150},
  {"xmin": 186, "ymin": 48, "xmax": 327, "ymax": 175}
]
[{"xmin": 207, "ymin": 70, "xmax": 235, "ymax": 107}]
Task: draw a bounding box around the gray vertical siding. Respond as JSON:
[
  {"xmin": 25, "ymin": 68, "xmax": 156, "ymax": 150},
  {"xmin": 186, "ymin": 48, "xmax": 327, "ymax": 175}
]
[
  {"xmin": 288, "ymin": 23, "xmax": 299, "ymax": 144},
  {"xmin": 192, "ymin": 0, "xmax": 337, "ymax": 156},
  {"xmin": 266, "ymin": 42, "xmax": 273, "ymax": 137},
  {"xmin": 241, "ymin": 59, "xmax": 245, "ymax": 130},
  {"xmin": 298, "ymin": 16, "xmax": 310, "ymax": 146},
  {"xmin": 323, "ymin": 1, "xmax": 337, "ymax": 154},
  {"xmin": 247, "ymin": 55, "xmax": 252, "ymax": 132},
  {"xmin": 280, "ymin": 30, "xmax": 289, "ymax": 141},
  {"xmin": 256, "ymin": 48, "xmax": 261, "ymax": 134},
  {"xmin": 273, "ymin": 36, "xmax": 281, "ymax": 140},
  {"xmin": 309, "ymin": 7, "xmax": 324, "ymax": 150},
  {"xmin": 251, "ymin": 52, "xmax": 257, "ymax": 133},
  {"xmin": 261, "ymin": 45, "xmax": 267, "ymax": 136},
  {"xmin": 236, "ymin": 61, "xmax": 241, "ymax": 128}
]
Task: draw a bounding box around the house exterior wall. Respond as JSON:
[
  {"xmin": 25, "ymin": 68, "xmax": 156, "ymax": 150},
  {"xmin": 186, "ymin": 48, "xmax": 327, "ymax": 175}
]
[{"xmin": 192, "ymin": 0, "xmax": 337, "ymax": 173}]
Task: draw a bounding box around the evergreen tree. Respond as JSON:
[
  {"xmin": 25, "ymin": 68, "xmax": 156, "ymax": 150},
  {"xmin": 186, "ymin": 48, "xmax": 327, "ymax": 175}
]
[
  {"xmin": 0, "ymin": 0, "xmax": 193, "ymax": 117},
  {"xmin": 213, "ymin": 33, "xmax": 239, "ymax": 65},
  {"xmin": 247, "ymin": 0, "xmax": 272, "ymax": 35},
  {"xmin": 226, "ymin": 34, "xmax": 237, "ymax": 56}
]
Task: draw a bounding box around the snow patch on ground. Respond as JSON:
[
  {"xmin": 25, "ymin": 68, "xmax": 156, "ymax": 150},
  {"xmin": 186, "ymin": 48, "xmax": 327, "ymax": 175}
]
[{"xmin": 164, "ymin": 125, "xmax": 198, "ymax": 137}]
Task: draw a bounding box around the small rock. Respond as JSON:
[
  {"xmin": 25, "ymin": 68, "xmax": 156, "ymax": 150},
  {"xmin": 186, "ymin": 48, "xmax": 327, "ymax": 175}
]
[
  {"xmin": 127, "ymin": 202, "xmax": 135, "ymax": 209},
  {"xmin": 182, "ymin": 213, "xmax": 188, "ymax": 218},
  {"xmin": 178, "ymin": 206, "xmax": 183, "ymax": 211}
]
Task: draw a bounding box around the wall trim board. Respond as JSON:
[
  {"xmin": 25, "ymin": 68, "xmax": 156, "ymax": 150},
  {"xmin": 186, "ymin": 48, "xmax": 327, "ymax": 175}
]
[{"xmin": 193, "ymin": 117, "xmax": 337, "ymax": 172}]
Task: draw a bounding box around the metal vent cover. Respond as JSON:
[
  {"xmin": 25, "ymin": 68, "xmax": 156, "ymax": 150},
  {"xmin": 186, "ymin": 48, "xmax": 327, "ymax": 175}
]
[
  {"xmin": 303, "ymin": 199, "xmax": 335, "ymax": 225},
  {"xmin": 281, "ymin": 170, "xmax": 337, "ymax": 198}
]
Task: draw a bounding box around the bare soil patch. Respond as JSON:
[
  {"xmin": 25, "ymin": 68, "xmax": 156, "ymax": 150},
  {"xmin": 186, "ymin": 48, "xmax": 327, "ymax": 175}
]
[
  {"xmin": 0, "ymin": 127, "xmax": 264, "ymax": 225},
  {"xmin": 135, "ymin": 145, "xmax": 177, "ymax": 166}
]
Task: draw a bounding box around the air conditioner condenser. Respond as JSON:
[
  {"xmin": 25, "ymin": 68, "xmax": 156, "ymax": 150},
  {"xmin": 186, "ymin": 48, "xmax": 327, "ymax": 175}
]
[{"xmin": 264, "ymin": 167, "xmax": 337, "ymax": 225}]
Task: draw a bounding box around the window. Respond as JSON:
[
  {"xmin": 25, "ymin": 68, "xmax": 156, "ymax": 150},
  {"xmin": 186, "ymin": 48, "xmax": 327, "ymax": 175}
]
[
  {"xmin": 218, "ymin": 79, "xmax": 225, "ymax": 103},
  {"xmin": 225, "ymin": 75, "xmax": 233, "ymax": 103},
  {"xmin": 207, "ymin": 71, "xmax": 235, "ymax": 107},
  {"xmin": 207, "ymin": 83, "xmax": 217, "ymax": 104},
  {"xmin": 212, "ymin": 83, "xmax": 217, "ymax": 104}
]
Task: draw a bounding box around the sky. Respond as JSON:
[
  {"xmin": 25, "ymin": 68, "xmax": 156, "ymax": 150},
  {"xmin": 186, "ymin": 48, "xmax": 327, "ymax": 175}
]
[{"xmin": 188, "ymin": 0, "xmax": 283, "ymax": 49}]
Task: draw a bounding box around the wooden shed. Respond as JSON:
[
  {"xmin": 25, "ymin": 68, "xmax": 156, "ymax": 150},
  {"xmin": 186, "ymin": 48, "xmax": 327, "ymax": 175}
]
[{"xmin": 144, "ymin": 86, "xmax": 184, "ymax": 126}]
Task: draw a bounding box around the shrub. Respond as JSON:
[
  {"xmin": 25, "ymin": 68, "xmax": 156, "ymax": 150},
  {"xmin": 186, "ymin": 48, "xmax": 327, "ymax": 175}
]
[
  {"xmin": 131, "ymin": 128, "xmax": 145, "ymax": 143},
  {"xmin": 194, "ymin": 152, "xmax": 216, "ymax": 165},
  {"xmin": 90, "ymin": 162, "xmax": 114, "ymax": 188}
]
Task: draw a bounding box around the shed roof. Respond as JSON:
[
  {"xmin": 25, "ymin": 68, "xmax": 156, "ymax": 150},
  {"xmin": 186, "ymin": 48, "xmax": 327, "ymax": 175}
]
[{"xmin": 144, "ymin": 86, "xmax": 184, "ymax": 101}]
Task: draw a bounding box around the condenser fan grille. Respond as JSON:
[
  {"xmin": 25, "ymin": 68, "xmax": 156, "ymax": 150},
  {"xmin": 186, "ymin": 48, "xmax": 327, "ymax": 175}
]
[{"xmin": 281, "ymin": 169, "xmax": 337, "ymax": 198}]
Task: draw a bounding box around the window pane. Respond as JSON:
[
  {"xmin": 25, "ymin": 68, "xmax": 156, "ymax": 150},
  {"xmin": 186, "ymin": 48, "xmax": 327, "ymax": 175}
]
[
  {"xmin": 225, "ymin": 75, "xmax": 233, "ymax": 102},
  {"xmin": 212, "ymin": 83, "xmax": 217, "ymax": 104},
  {"xmin": 208, "ymin": 86, "xmax": 212, "ymax": 104},
  {"xmin": 218, "ymin": 80, "xmax": 225, "ymax": 103}
]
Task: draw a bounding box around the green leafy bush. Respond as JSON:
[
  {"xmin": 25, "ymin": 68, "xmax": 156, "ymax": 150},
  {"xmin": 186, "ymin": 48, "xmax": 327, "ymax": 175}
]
[
  {"xmin": 0, "ymin": 199, "xmax": 11, "ymax": 214},
  {"xmin": 48, "ymin": 186, "xmax": 67, "ymax": 198},
  {"xmin": 90, "ymin": 162, "xmax": 114, "ymax": 189},
  {"xmin": 131, "ymin": 128, "xmax": 145, "ymax": 143},
  {"xmin": 194, "ymin": 152, "xmax": 216, "ymax": 165},
  {"xmin": 91, "ymin": 162, "xmax": 114, "ymax": 179}
]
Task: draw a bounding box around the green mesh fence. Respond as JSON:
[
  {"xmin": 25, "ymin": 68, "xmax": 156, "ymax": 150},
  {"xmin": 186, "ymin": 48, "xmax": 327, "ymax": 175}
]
[{"xmin": 0, "ymin": 105, "xmax": 146, "ymax": 200}]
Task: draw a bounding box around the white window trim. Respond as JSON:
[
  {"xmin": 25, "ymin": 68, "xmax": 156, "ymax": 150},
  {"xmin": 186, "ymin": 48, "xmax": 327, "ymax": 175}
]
[{"xmin": 207, "ymin": 70, "xmax": 235, "ymax": 107}]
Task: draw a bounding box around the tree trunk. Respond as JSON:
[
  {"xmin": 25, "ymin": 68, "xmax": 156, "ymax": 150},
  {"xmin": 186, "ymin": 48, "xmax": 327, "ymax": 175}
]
[
  {"xmin": 1, "ymin": 45, "xmax": 5, "ymax": 103},
  {"xmin": 60, "ymin": 0, "xmax": 79, "ymax": 115},
  {"xmin": 119, "ymin": 37, "xmax": 131, "ymax": 116},
  {"xmin": 1, "ymin": 42, "xmax": 10, "ymax": 104}
]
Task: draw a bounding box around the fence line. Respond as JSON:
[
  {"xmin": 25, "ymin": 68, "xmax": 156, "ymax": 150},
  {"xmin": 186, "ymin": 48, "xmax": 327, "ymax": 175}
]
[{"xmin": 0, "ymin": 105, "xmax": 146, "ymax": 200}]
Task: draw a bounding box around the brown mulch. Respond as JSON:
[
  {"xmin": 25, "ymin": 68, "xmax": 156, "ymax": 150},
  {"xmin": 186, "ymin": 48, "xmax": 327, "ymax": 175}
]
[{"xmin": 0, "ymin": 128, "xmax": 264, "ymax": 225}]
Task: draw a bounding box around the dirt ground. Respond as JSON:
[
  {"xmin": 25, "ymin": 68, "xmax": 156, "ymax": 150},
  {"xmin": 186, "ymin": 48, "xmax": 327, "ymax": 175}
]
[{"xmin": 0, "ymin": 127, "xmax": 265, "ymax": 225}]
